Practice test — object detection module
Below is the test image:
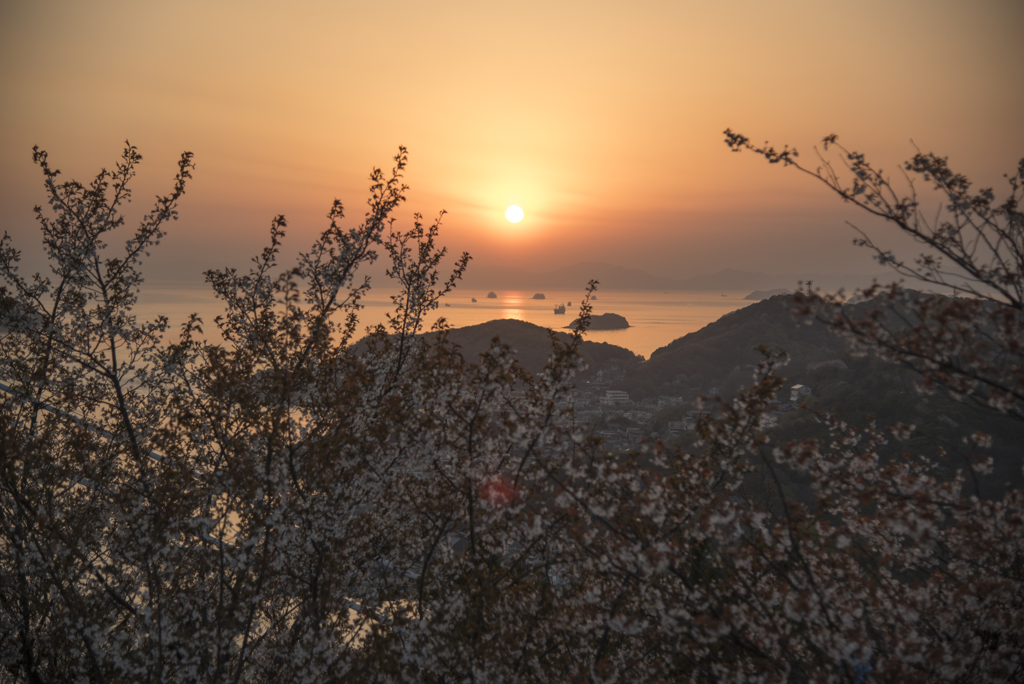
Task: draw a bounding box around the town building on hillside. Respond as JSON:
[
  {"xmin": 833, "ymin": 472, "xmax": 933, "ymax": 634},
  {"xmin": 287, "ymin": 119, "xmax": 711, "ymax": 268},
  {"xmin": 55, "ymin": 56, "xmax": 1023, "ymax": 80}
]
[
  {"xmin": 626, "ymin": 410, "xmax": 654, "ymax": 424},
  {"xmin": 625, "ymin": 428, "xmax": 645, "ymax": 445},
  {"xmin": 790, "ymin": 384, "xmax": 812, "ymax": 403},
  {"xmin": 667, "ymin": 419, "xmax": 696, "ymax": 435},
  {"xmin": 600, "ymin": 390, "xmax": 631, "ymax": 407}
]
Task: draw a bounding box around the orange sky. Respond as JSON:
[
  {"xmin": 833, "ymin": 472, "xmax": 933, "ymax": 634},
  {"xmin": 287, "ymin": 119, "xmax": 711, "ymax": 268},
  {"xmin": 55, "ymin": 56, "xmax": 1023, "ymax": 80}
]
[{"xmin": 2, "ymin": 0, "xmax": 1022, "ymax": 287}]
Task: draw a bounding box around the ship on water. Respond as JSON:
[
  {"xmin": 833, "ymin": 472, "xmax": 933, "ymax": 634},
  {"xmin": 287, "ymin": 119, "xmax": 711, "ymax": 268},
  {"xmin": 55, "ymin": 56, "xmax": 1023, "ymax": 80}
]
[{"xmin": 553, "ymin": 304, "xmax": 566, "ymax": 314}]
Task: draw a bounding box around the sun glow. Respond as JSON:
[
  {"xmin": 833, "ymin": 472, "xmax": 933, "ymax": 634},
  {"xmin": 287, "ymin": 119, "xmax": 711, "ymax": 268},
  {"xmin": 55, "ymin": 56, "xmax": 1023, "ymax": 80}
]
[{"xmin": 505, "ymin": 205, "xmax": 524, "ymax": 223}]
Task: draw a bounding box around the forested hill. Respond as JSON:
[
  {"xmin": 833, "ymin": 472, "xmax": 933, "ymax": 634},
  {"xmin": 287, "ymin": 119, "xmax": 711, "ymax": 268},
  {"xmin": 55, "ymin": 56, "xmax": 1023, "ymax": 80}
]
[
  {"xmin": 432, "ymin": 318, "xmax": 643, "ymax": 377},
  {"xmin": 618, "ymin": 294, "xmax": 841, "ymax": 399},
  {"xmin": 617, "ymin": 294, "xmax": 1024, "ymax": 495}
]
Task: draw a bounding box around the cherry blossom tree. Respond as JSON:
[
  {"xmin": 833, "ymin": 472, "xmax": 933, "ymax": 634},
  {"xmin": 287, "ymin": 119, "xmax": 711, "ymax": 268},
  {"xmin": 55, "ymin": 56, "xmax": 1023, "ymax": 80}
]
[
  {"xmin": 1, "ymin": 137, "xmax": 1021, "ymax": 683},
  {"xmin": 724, "ymin": 130, "xmax": 1024, "ymax": 422},
  {"xmin": 717, "ymin": 130, "xmax": 1024, "ymax": 679}
]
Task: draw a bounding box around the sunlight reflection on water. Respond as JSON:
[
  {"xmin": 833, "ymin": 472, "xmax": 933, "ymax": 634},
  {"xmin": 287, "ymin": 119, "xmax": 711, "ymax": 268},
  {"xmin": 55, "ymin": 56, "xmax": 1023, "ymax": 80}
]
[{"xmin": 134, "ymin": 286, "xmax": 757, "ymax": 359}]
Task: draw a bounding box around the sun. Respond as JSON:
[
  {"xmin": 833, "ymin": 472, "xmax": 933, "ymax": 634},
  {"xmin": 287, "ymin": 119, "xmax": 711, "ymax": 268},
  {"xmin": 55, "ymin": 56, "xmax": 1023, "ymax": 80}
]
[{"xmin": 505, "ymin": 205, "xmax": 524, "ymax": 223}]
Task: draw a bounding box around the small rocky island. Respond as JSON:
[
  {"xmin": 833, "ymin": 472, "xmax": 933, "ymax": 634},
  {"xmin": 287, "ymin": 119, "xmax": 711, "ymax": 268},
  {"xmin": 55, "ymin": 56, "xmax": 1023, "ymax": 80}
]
[
  {"xmin": 486, "ymin": 291, "xmax": 497, "ymax": 299},
  {"xmin": 569, "ymin": 312, "xmax": 629, "ymax": 330},
  {"xmin": 532, "ymin": 293, "xmax": 546, "ymax": 300},
  {"xmin": 744, "ymin": 288, "xmax": 790, "ymax": 301}
]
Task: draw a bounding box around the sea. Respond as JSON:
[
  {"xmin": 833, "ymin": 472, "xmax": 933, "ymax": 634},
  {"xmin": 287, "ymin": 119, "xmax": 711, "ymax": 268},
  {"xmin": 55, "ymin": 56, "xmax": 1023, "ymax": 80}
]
[{"xmin": 135, "ymin": 285, "xmax": 757, "ymax": 359}]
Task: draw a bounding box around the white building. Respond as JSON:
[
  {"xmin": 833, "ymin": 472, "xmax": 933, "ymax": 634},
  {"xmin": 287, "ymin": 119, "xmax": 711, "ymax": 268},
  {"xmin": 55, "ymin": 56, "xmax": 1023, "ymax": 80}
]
[
  {"xmin": 790, "ymin": 384, "xmax": 812, "ymax": 403},
  {"xmin": 667, "ymin": 419, "xmax": 696, "ymax": 435},
  {"xmin": 600, "ymin": 390, "xmax": 631, "ymax": 407}
]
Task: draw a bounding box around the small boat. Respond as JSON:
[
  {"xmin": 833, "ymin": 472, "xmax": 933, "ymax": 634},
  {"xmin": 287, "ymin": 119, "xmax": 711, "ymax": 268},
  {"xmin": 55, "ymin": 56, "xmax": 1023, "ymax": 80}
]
[
  {"xmin": 444, "ymin": 303, "xmax": 450, "ymax": 307},
  {"xmin": 567, "ymin": 301, "xmax": 571, "ymax": 306},
  {"xmin": 554, "ymin": 304, "xmax": 566, "ymax": 314},
  {"xmin": 471, "ymin": 297, "xmax": 477, "ymax": 302}
]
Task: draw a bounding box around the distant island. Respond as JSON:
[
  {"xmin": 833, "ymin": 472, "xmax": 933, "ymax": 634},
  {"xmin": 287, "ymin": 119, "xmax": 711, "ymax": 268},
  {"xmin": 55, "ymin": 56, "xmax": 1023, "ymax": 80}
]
[
  {"xmin": 744, "ymin": 288, "xmax": 791, "ymax": 300},
  {"xmin": 486, "ymin": 291, "xmax": 497, "ymax": 299},
  {"xmin": 570, "ymin": 312, "xmax": 629, "ymax": 330},
  {"xmin": 532, "ymin": 293, "xmax": 546, "ymax": 300}
]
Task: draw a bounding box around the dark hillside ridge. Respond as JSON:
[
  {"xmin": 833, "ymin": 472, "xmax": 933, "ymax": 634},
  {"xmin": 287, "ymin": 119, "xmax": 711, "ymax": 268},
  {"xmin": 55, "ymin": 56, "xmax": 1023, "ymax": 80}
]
[
  {"xmin": 621, "ymin": 293, "xmax": 1024, "ymax": 496},
  {"xmin": 745, "ymin": 288, "xmax": 791, "ymax": 300},
  {"xmin": 622, "ymin": 295, "xmax": 840, "ymax": 399},
  {"xmin": 435, "ymin": 319, "xmax": 641, "ymax": 376}
]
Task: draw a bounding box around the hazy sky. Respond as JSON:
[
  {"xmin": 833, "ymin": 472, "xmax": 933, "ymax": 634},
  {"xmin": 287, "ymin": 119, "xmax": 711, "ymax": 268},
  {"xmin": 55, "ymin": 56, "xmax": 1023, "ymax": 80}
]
[{"xmin": 2, "ymin": 0, "xmax": 1022, "ymax": 286}]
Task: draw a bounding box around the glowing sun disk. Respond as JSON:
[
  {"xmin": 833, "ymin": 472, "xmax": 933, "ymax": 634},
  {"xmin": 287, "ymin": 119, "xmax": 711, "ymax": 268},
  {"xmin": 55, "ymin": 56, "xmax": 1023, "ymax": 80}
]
[{"xmin": 505, "ymin": 205, "xmax": 524, "ymax": 223}]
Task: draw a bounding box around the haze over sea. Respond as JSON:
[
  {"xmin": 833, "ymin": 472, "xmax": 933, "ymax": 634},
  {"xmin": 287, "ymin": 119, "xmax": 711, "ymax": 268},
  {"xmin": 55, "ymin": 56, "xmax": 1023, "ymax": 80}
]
[{"xmin": 137, "ymin": 285, "xmax": 757, "ymax": 359}]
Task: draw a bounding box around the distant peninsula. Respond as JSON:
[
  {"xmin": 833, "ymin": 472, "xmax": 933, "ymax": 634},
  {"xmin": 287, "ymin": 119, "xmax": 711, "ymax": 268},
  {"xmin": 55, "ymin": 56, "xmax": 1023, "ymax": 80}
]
[
  {"xmin": 532, "ymin": 293, "xmax": 546, "ymax": 299},
  {"xmin": 744, "ymin": 288, "xmax": 791, "ymax": 301},
  {"xmin": 570, "ymin": 312, "xmax": 629, "ymax": 331}
]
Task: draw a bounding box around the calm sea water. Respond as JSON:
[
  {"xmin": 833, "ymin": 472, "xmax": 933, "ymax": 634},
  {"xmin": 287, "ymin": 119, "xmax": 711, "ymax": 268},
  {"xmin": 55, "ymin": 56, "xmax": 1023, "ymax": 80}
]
[{"xmin": 135, "ymin": 285, "xmax": 756, "ymax": 359}]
